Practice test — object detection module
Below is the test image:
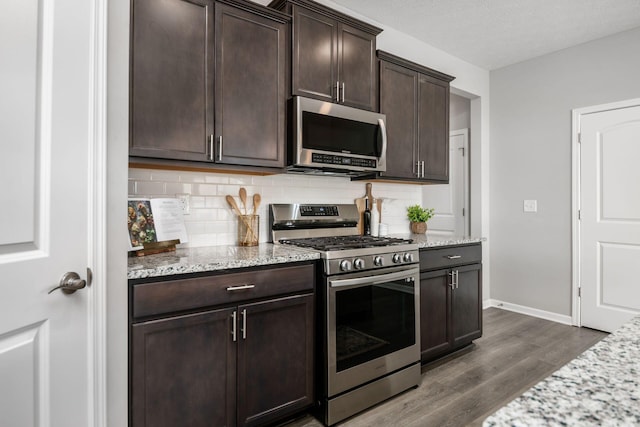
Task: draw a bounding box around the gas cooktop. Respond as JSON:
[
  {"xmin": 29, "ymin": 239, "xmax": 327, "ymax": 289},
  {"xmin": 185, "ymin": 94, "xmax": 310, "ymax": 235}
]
[{"xmin": 279, "ymin": 235, "xmax": 413, "ymax": 251}]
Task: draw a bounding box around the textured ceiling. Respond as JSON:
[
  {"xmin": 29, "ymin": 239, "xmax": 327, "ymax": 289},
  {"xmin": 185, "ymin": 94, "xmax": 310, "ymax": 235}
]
[{"xmin": 319, "ymin": 0, "xmax": 640, "ymax": 70}]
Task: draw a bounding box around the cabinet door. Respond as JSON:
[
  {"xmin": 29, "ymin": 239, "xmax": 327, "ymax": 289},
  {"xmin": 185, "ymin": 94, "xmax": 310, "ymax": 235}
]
[
  {"xmin": 131, "ymin": 308, "xmax": 236, "ymax": 427},
  {"xmin": 292, "ymin": 6, "xmax": 337, "ymax": 103},
  {"xmin": 419, "ymin": 269, "xmax": 452, "ymax": 362},
  {"xmin": 338, "ymin": 23, "xmax": 377, "ymax": 111},
  {"xmin": 237, "ymin": 294, "xmax": 314, "ymax": 427},
  {"xmin": 418, "ymin": 74, "xmax": 450, "ymax": 182},
  {"xmin": 130, "ymin": 0, "xmax": 214, "ymax": 161},
  {"xmin": 379, "ymin": 60, "xmax": 418, "ymax": 179},
  {"xmin": 451, "ymin": 263, "xmax": 482, "ymax": 347},
  {"xmin": 214, "ymin": 3, "xmax": 287, "ymax": 167}
]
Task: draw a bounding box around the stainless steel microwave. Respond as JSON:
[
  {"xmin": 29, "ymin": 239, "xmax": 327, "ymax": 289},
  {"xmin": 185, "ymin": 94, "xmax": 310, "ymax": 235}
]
[{"xmin": 288, "ymin": 96, "xmax": 387, "ymax": 175}]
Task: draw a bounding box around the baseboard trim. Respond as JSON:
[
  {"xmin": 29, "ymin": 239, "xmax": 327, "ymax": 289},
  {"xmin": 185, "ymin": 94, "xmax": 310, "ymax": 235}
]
[{"xmin": 483, "ymin": 299, "xmax": 573, "ymax": 325}]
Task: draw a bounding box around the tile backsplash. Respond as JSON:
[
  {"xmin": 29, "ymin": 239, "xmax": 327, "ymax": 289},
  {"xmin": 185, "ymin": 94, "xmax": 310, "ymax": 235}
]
[{"xmin": 129, "ymin": 168, "xmax": 422, "ymax": 247}]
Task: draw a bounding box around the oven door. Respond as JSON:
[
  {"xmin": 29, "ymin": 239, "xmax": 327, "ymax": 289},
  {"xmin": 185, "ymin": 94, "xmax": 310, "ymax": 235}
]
[{"xmin": 327, "ymin": 265, "xmax": 420, "ymax": 396}]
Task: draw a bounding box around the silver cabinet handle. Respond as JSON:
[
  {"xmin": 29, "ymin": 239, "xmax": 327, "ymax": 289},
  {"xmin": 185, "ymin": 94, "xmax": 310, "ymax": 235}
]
[
  {"xmin": 226, "ymin": 284, "xmax": 255, "ymax": 291},
  {"xmin": 217, "ymin": 135, "xmax": 223, "ymax": 162},
  {"xmin": 208, "ymin": 135, "xmax": 214, "ymax": 161},
  {"xmin": 241, "ymin": 309, "xmax": 247, "ymax": 340},
  {"xmin": 336, "ymin": 80, "xmax": 340, "ymax": 102},
  {"xmin": 416, "ymin": 161, "xmax": 421, "ymax": 177},
  {"xmin": 421, "ymin": 160, "xmax": 425, "ymax": 178},
  {"xmin": 341, "ymin": 82, "xmax": 345, "ymax": 103},
  {"xmin": 455, "ymin": 270, "xmax": 459, "ymax": 289},
  {"xmin": 448, "ymin": 271, "xmax": 455, "ymax": 289},
  {"xmin": 231, "ymin": 311, "xmax": 237, "ymax": 342},
  {"xmin": 446, "ymin": 255, "xmax": 462, "ymax": 260}
]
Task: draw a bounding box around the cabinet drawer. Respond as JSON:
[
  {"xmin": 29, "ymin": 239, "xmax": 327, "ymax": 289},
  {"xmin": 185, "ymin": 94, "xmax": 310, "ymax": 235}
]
[
  {"xmin": 419, "ymin": 244, "xmax": 481, "ymax": 271},
  {"xmin": 133, "ymin": 263, "xmax": 314, "ymax": 319}
]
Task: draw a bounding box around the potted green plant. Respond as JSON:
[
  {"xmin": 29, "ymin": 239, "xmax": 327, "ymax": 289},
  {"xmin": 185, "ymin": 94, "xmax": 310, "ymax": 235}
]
[{"xmin": 406, "ymin": 204, "xmax": 435, "ymax": 234}]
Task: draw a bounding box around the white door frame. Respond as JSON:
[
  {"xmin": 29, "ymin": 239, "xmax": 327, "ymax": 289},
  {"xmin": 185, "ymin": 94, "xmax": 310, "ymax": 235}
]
[
  {"xmin": 89, "ymin": 0, "xmax": 108, "ymax": 425},
  {"xmin": 571, "ymin": 97, "xmax": 640, "ymax": 327}
]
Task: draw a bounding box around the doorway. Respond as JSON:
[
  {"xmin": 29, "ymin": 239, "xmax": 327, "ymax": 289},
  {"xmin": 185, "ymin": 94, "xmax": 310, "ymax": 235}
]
[
  {"xmin": 422, "ymin": 129, "xmax": 470, "ymax": 236},
  {"xmin": 573, "ymin": 98, "xmax": 640, "ymax": 332}
]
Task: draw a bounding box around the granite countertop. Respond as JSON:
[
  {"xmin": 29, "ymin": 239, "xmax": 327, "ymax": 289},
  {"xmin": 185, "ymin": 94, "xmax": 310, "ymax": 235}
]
[
  {"xmin": 128, "ymin": 244, "xmax": 320, "ymax": 280},
  {"xmin": 484, "ymin": 315, "xmax": 640, "ymax": 426},
  {"xmin": 395, "ymin": 233, "xmax": 485, "ymax": 249},
  {"xmin": 127, "ymin": 235, "xmax": 483, "ymax": 280}
]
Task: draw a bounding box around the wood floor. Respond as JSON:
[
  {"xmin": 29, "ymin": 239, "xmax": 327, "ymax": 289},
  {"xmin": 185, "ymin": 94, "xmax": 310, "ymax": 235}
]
[{"xmin": 283, "ymin": 307, "xmax": 607, "ymax": 427}]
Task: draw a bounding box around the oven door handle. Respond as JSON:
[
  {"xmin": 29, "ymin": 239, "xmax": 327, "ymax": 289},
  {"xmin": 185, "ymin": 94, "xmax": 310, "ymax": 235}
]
[{"xmin": 329, "ymin": 267, "xmax": 419, "ymax": 289}]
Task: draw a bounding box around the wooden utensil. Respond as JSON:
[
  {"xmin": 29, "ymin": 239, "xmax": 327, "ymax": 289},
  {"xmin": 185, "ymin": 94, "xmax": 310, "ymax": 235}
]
[
  {"xmin": 365, "ymin": 182, "xmax": 373, "ymax": 201},
  {"xmin": 239, "ymin": 187, "xmax": 248, "ymax": 214},
  {"xmin": 376, "ymin": 198, "xmax": 383, "ymax": 221},
  {"xmin": 354, "ymin": 197, "xmax": 366, "ymax": 235},
  {"xmin": 252, "ymin": 193, "xmax": 261, "ymax": 214},
  {"xmin": 226, "ymin": 195, "xmax": 242, "ymax": 216}
]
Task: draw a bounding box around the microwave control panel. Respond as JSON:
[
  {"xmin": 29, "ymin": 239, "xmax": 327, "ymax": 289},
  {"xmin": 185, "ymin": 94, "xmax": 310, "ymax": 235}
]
[{"xmin": 311, "ymin": 153, "xmax": 376, "ymax": 168}]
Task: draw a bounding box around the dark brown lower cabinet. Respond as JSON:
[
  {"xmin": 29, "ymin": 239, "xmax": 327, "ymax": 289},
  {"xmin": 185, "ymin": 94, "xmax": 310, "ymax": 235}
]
[
  {"xmin": 130, "ymin": 263, "xmax": 315, "ymax": 427},
  {"xmin": 131, "ymin": 308, "xmax": 236, "ymax": 427},
  {"xmin": 420, "ymin": 245, "xmax": 482, "ymax": 363}
]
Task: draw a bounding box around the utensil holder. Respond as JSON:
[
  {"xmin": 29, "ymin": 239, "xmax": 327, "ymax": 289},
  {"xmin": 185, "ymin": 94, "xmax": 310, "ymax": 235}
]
[{"xmin": 238, "ymin": 214, "xmax": 259, "ymax": 246}]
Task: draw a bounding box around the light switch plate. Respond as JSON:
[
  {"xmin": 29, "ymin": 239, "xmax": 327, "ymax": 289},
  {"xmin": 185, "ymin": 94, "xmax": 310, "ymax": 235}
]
[
  {"xmin": 177, "ymin": 193, "xmax": 190, "ymax": 215},
  {"xmin": 523, "ymin": 199, "xmax": 537, "ymax": 213}
]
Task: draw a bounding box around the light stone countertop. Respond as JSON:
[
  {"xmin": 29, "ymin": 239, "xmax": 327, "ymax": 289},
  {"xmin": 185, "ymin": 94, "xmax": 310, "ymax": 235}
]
[
  {"xmin": 127, "ymin": 235, "xmax": 484, "ymax": 280},
  {"xmin": 128, "ymin": 244, "xmax": 320, "ymax": 280},
  {"xmin": 392, "ymin": 233, "xmax": 485, "ymax": 249},
  {"xmin": 483, "ymin": 315, "xmax": 640, "ymax": 426}
]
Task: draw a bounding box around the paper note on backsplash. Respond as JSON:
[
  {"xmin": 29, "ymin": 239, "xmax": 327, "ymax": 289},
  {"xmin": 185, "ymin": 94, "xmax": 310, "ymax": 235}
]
[{"xmin": 127, "ymin": 198, "xmax": 188, "ymax": 250}]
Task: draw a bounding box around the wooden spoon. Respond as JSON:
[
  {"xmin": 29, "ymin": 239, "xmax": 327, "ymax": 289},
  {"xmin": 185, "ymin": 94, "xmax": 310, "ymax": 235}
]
[
  {"xmin": 252, "ymin": 193, "xmax": 261, "ymax": 215},
  {"xmin": 225, "ymin": 195, "xmax": 243, "ymax": 216},
  {"xmin": 239, "ymin": 187, "xmax": 248, "ymax": 214}
]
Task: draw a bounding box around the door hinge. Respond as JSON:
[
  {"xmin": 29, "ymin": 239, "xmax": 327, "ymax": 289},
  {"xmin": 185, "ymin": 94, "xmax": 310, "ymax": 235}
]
[
  {"xmin": 578, "ymin": 209, "xmax": 581, "ymax": 220},
  {"xmin": 578, "ymin": 132, "xmax": 582, "ymax": 143},
  {"xmin": 578, "ymin": 286, "xmax": 581, "ymax": 297},
  {"xmin": 462, "ymin": 207, "xmax": 465, "ymax": 217}
]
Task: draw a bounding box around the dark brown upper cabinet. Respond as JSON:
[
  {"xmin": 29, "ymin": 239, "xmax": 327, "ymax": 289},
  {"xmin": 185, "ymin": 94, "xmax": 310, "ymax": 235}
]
[
  {"xmin": 130, "ymin": 0, "xmax": 289, "ymax": 170},
  {"xmin": 377, "ymin": 50, "xmax": 455, "ymax": 183},
  {"xmin": 270, "ymin": 0, "xmax": 382, "ymax": 112}
]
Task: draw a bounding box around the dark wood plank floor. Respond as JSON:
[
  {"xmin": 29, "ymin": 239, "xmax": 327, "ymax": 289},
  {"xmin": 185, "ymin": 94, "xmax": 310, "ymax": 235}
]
[{"xmin": 283, "ymin": 308, "xmax": 607, "ymax": 427}]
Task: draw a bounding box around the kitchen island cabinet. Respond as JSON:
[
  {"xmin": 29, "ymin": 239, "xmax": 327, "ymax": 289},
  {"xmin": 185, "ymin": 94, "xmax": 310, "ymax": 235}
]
[
  {"xmin": 376, "ymin": 50, "xmax": 455, "ymax": 183},
  {"xmin": 130, "ymin": 0, "xmax": 289, "ymax": 170},
  {"xmin": 130, "ymin": 262, "xmax": 315, "ymax": 427},
  {"xmin": 270, "ymin": 0, "xmax": 382, "ymax": 112},
  {"xmin": 419, "ymin": 243, "xmax": 482, "ymax": 363}
]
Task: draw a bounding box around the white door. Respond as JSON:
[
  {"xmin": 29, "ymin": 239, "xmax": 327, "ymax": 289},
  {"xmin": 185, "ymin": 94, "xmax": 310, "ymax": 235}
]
[
  {"xmin": 579, "ymin": 103, "xmax": 640, "ymax": 332},
  {"xmin": 422, "ymin": 129, "xmax": 469, "ymax": 236},
  {"xmin": 0, "ymin": 0, "xmax": 95, "ymax": 425}
]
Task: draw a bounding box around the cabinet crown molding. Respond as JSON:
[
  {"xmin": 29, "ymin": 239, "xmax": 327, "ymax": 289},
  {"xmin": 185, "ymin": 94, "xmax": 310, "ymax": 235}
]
[
  {"xmin": 219, "ymin": 0, "xmax": 291, "ymax": 23},
  {"xmin": 377, "ymin": 50, "xmax": 455, "ymax": 83},
  {"xmin": 269, "ymin": 0, "xmax": 382, "ymax": 35}
]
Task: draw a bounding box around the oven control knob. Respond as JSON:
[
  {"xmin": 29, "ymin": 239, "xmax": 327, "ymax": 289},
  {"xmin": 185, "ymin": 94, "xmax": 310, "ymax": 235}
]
[
  {"xmin": 373, "ymin": 256, "xmax": 384, "ymax": 266},
  {"xmin": 392, "ymin": 253, "xmax": 402, "ymax": 264},
  {"xmin": 353, "ymin": 258, "xmax": 365, "ymax": 270},
  {"xmin": 403, "ymin": 253, "xmax": 414, "ymax": 263},
  {"xmin": 339, "ymin": 260, "xmax": 352, "ymax": 272}
]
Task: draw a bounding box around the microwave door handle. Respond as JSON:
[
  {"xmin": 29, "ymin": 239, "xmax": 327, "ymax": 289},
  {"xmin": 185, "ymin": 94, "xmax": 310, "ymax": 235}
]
[{"xmin": 377, "ymin": 118, "xmax": 387, "ymax": 167}]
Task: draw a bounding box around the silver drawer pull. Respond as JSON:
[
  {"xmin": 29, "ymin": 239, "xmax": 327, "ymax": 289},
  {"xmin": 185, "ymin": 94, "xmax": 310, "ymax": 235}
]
[
  {"xmin": 226, "ymin": 284, "xmax": 255, "ymax": 291},
  {"xmin": 446, "ymin": 255, "xmax": 462, "ymax": 260}
]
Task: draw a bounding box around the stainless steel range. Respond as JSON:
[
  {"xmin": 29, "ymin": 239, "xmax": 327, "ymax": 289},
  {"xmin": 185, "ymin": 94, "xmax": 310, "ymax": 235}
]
[{"xmin": 270, "ymin": 204, "xmax": 421, "ymax": 426}]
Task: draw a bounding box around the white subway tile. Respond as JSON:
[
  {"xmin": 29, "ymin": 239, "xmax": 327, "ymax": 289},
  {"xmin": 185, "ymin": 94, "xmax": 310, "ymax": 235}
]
[{"xmin": 135, "ymin": 181, "xmax": 166, "ymax": 196}]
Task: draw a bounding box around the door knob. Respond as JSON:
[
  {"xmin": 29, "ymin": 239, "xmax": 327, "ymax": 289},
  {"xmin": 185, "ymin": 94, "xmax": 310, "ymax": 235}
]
[{"xmin": 48, "ymin": 270, "xmax": 90, "ymax": 294}]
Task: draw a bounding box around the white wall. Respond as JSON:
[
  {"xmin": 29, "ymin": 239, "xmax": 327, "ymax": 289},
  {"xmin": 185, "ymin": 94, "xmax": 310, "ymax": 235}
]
[
  {"xmin": 451, "ymin": 93, "xmax": 471, "ymax": 131},
  {"xmin": 490, "ymin": 27, "xmax": 640, "ymax": 316}
]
